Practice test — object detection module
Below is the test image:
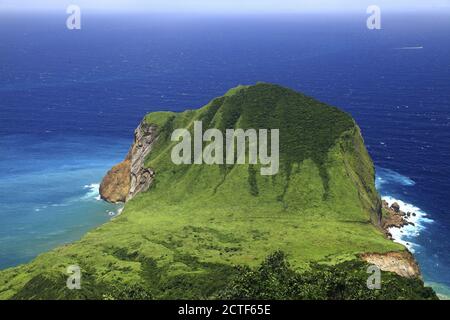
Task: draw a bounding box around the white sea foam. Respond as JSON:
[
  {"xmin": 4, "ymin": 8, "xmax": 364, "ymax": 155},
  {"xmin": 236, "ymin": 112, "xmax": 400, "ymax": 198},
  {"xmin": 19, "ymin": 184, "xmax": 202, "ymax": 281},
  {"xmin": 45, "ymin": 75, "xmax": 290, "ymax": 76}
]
[
  {"xmin": 376, "ymin": 168, "xmax": 415, "ymax": 189},
  {"xmin": 82, "ymin": 183, "xmax": 123, "ymax": 218},
  {"xmin": 82, "ymin": 183, "xmax": 101, "ymax": 200},
  {"xmin": 107, "ymin": 206, "xmax": 124, "ymax": 218},
  {"xmin": 50, "ymin": 203, "xmax": 69, "ymax": 207},
  {"xmin": 382, "ymin": 196, "xmax": 433, "ymax": 252}
]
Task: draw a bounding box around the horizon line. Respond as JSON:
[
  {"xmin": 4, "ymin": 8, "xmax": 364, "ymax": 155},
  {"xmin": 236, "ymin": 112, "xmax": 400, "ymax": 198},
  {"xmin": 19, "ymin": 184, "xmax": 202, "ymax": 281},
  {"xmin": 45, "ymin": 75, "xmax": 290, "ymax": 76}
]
[{"xmin": 2, "ymin": 8, "xmax": 450, "ymax": 15}]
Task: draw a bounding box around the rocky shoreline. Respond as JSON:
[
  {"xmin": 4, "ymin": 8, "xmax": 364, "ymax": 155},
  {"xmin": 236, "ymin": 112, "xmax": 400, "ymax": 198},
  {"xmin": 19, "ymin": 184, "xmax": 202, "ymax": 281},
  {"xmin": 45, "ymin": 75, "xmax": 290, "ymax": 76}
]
[
  {"xmin": 380, "ymin": 198, "xmax": 425, "ymax": 251},
  {"xmin": 359, "ymin": 200, "xmax": 423, "ymax": 279},
  {"xmin": 382, "ymin": 200, "xmax": 416, "ymax": 240}
]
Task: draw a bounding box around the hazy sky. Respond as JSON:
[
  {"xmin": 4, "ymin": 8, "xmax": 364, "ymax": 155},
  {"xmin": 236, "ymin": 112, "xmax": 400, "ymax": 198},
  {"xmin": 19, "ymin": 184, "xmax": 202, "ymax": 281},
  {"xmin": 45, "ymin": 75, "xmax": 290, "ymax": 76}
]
[{"xmin": 1, "ymin": 0, "xmax": 449, "ymax": 13}]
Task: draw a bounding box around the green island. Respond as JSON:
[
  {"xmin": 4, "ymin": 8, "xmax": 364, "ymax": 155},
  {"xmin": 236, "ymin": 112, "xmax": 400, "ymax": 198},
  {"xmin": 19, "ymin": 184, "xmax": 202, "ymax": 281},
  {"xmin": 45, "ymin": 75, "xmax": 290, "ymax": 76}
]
[{"xmin": 0, "ymin": 83, "xmax": 437, "ymax": 300}]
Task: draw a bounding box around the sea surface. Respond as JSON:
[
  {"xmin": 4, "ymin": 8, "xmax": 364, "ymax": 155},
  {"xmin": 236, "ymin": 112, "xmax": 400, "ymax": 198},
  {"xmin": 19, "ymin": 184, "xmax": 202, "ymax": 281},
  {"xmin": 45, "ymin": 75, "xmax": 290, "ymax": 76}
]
[{"xmin": 0, "ymin": 12, "xmax": 449, "ymax": 297}]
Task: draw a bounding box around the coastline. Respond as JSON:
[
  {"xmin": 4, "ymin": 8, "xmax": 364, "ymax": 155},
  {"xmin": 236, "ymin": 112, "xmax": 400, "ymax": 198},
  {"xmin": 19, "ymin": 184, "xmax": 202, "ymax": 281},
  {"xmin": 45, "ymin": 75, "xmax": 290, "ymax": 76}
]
[
  {"xmin": 379, "ymin": 195, "xmax": 450, "ymax": 298},
  {"xmin": 381, "ymin": 196, "xmax": 433, "ymax": 253}
]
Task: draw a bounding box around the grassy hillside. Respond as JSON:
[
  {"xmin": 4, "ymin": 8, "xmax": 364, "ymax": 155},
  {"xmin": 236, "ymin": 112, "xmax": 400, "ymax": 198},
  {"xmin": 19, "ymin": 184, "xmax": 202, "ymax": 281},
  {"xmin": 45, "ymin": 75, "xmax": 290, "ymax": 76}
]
[{"xmin": 0, "ymin": 83, "xmax": 430, "ymax": 300}]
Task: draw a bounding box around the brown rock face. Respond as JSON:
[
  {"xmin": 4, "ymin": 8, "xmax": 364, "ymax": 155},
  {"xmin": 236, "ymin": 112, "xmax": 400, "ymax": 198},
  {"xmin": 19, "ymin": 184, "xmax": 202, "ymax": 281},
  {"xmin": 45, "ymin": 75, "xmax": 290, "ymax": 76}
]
[
  {"xmin": 99, "ymin": 120, "xmax": 158, "ymax": 203},
  {"xmin": 391, "ymin": 202, "xmax": 400, "ymax": 213},
  {"xmin": 371, "ymin": 202, "xmax": 422, "ymax": 279},
  {"xmin": 99, "ymin": 159, "xmax": 131, "ymax": 203},
  {"xmin": 383, "ymin": 211, "xmax": 409, "ymax": 229},
  {"xmin": 127, "ymin": 121, "xmax": 158, "ymax": 201},
  {"xmin": 381, "ymin": 201, "xmax": 413, "ymax": 232},
  {"xmin": 361, "ymin": 251, "xmax": 421, "ymax": 278}
]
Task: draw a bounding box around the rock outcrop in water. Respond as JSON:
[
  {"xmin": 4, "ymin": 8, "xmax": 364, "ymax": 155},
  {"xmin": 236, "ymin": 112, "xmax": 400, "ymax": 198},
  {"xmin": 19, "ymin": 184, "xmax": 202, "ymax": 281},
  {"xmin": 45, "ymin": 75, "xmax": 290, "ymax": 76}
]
[
  {"xmin": 100, "ymin": 121, "xmax": 158, "ymax": 203},
  {"xmin": 381, "ymin": 200, "xmax": 415, "ymax": 232}
]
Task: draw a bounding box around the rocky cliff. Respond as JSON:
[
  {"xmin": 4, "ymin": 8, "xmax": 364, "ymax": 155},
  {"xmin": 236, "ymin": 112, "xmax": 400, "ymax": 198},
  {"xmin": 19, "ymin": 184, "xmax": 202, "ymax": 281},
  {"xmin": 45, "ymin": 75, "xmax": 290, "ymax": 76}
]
[
  {"xmin": 361, "ymin": 251, "xmax": 421, "ymax": 278},
  {"xmin": 99, "ymin": 121, "xmax": 158, "ymax": 203}
]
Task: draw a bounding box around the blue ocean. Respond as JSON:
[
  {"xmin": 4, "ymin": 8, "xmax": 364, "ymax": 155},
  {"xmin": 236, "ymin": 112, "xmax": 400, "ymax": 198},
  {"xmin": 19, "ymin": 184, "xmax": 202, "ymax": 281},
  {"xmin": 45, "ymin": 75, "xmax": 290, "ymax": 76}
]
[{"xmin": 0, "ymin": 12, "xmax": 449, "ymax": 297}]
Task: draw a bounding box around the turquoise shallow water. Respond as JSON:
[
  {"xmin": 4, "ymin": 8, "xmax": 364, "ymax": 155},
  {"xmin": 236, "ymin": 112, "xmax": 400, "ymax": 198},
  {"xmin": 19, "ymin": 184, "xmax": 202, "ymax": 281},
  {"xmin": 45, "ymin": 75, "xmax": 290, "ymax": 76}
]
[{"xmin": 0, "ymin": 134, "xmax": 129, "ymax": 268}]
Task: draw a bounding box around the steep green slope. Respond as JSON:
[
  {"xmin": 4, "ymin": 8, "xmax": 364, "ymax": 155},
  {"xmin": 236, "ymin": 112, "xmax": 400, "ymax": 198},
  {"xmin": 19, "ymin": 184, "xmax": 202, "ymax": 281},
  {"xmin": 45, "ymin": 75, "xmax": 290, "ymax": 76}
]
[{"xmin": 0, "ymin": 83, "xmax": 427, "ymax": 300}]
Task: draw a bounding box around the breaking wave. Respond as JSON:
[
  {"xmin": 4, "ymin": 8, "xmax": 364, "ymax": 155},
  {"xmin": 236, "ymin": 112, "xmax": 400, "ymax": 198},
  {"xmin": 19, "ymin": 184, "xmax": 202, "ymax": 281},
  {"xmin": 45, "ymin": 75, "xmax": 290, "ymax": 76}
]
[
  {"xmin": 82, "ymin": 183, "xmax": 101, "ymax": 201},
  {"xmin": 376, "ymin": 167, "xmax": 433, "ymax": 253}
]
